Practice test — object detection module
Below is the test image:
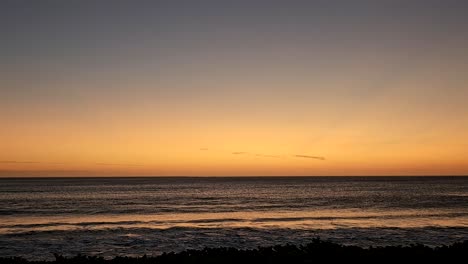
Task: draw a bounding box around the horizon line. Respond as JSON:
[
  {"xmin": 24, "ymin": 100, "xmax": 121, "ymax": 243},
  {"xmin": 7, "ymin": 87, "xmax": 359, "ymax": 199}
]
[{"xmin": 1, "ymin": 175, "xmax": 467, "ymax": 179}]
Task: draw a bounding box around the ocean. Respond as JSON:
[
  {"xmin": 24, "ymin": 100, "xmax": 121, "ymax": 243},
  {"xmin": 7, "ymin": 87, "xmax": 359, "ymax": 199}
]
[{"xmin": 1, "ymin": 177, "xmax": 467, "ymax": 260}]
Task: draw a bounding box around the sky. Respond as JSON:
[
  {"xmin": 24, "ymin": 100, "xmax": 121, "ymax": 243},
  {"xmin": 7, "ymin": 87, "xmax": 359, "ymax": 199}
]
[{"xmin": 1, "ymin": 1, "xmax": 468, "ymax": 176}]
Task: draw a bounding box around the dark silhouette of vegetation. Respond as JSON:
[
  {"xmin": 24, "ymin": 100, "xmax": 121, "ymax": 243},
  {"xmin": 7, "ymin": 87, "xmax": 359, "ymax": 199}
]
[{"xmin": 1, "ymin": 238, "xmax": 467, "ymax": 264}]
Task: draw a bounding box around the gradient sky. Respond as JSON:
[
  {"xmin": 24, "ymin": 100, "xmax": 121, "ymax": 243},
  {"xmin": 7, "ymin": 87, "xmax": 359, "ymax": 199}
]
[{"xmin": 1, "ymin": 1, "xmax": 468, "ymax": 176}]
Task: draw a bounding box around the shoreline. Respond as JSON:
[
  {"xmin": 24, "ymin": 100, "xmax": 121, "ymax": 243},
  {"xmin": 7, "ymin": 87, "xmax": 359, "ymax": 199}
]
[{"xmin": 2, "ymin": 239, "xmax": 468, "ymax": 263}]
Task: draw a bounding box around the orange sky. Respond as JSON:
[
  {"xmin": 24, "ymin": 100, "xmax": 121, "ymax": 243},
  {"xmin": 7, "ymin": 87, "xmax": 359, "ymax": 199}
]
[{"xmin": 1, "ymin": 2, "xmax": 468, "ymax": 176}]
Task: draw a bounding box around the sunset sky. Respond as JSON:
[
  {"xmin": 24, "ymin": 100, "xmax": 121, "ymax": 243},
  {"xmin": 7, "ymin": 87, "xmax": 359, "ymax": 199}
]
[{"xmin": 1, "ymin": 1, "xmax": 468, "ymax": 176}]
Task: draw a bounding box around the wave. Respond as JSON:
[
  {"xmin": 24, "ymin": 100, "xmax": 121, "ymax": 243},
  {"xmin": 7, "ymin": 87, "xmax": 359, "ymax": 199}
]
[
  {"xmin": 4, "ymin": 213, "xmax": 468, "ymax": 227},
  {"xmin": 2, "ymin": 226, "xmax": 468, "ymax": 260},
  {"xmin": 2, "ymin": 211, "xmax": 468, "ymax": 235}
]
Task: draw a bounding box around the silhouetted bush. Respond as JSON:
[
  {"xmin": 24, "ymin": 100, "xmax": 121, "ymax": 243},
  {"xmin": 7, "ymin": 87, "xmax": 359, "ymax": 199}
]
[{"xmin": 1, "ymin": 238, "xmax": 467, "ymax": 264}]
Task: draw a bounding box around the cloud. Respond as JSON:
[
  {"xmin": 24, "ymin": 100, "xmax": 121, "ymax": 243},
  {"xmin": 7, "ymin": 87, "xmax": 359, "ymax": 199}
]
[
  {"xmin": 231, "ymin": 152, "xmax": 282, "ymax": 158},
  {"xmin": 0, "ymin": 161, "xmax": 40, "ymax": 164},
  {"xmin": 0, "ymin": 160, "xmax": 143, "ymax": 166},
  {"xmin": 94, "ymin": 163, "xmax": 143, "ymax": 167},
  {"xmin": 293, "ymin": 155, "xmax": 325, "ymax": 160},
  {"xmin": 197, "ymin": 149, "xmax": 324, "ymax": 161},
  {"xmin": 255, "ymin": 154, "xmax": 282, "ymax": 158},
  {"xmin": 232, "ymin": 152, "xmax": 248, "ymax": 155}
]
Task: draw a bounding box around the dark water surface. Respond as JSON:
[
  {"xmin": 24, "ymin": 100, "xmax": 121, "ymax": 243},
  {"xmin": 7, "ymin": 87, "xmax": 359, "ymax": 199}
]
[{"xmin": 1, "ymin": 177, "xmax": 467, "ymax": 260}]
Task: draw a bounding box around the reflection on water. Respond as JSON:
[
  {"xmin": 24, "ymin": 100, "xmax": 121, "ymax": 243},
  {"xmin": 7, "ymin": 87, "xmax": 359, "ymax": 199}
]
[
  {"xmin": 0, "ymin": 177, "xmax": 467, "ymax": 259},
  {"xmin": 2, "ymin": 209, "xmax": 468, "ymax": 234}
]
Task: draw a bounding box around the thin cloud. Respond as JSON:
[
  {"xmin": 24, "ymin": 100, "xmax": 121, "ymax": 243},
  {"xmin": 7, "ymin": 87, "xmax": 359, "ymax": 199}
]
[
  {"xmin": 232, "ymin": 152, "xmax": 248, "ymax": 155},
  {"xmin": 0, "ymin": 161, "xmax": 40, "ymax": 164},
  {"xmin": 94, "ymin": 163, "xmax": 144, "ymax": 167},
  {"xmin": 197, "ymin": 149, "xmax": 324, "ymax": 161},
  {"xmin": 294, "ymin": 155, "xmax": 326, "ymax": 160},
  {"xmin": 255, "ymin": 154, "xmax": 282, "ymax": 158},
  {"xmin": 0, "ymin": 160, "xmax": 142, "ymax": 166}
]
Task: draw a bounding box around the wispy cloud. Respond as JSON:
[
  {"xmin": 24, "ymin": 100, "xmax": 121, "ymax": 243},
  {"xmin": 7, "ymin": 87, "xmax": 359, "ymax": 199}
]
[
  {"xmin": 232, "ymin": 152, "xmax": 248, "ymax": 155},
  {"xmin": 0, "ymin": 160, "xmax": 143, "ymax": 166},
  {"xmin": 293, "ymin": 155, "xmax": 325, "ymax": 160},
  {"xmin": 255, "ymin": 154, "xmax": 282, "ymax": 158},
  {"xmin": 94, "ymin": 163, "xmax": 144, "ymax": 167},
  {"xmin": 198, "ymin": 148, "xmax": 325, "ymax": 161},
  {"xmin": 0, "ymin": 161, "xmax": 40, "ymax": 164},
  {"xmin": 231, "ymin": 151, "xmax": 282, "ymax": 158}
]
